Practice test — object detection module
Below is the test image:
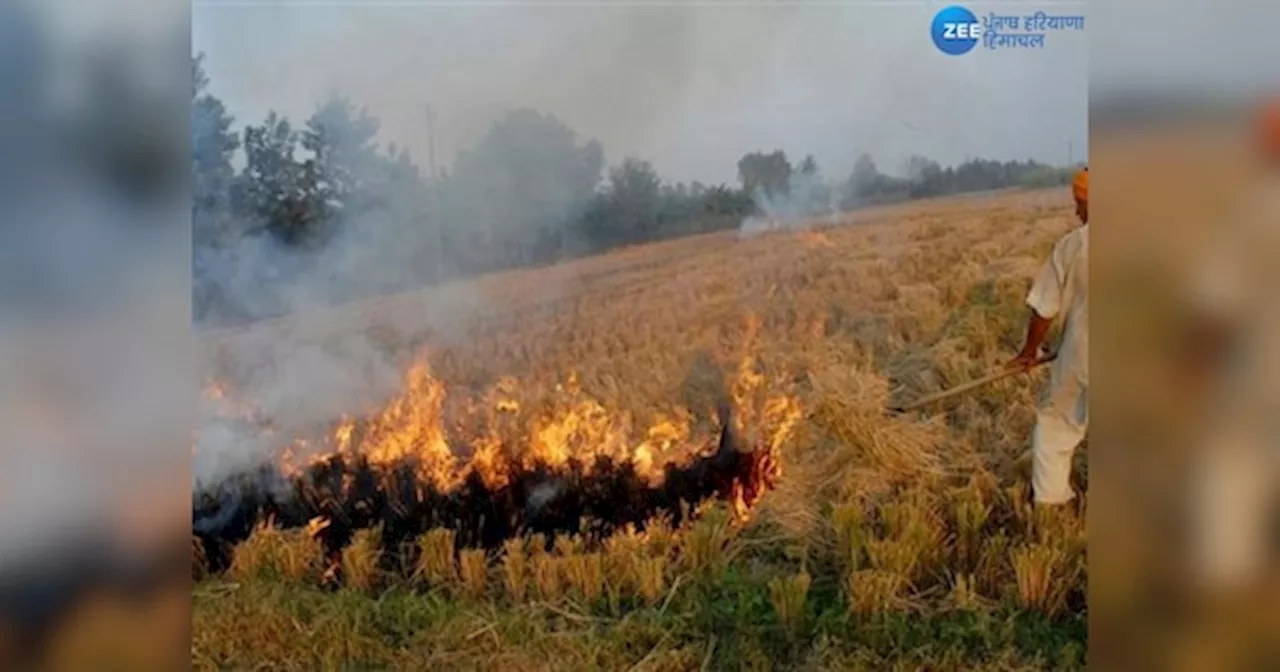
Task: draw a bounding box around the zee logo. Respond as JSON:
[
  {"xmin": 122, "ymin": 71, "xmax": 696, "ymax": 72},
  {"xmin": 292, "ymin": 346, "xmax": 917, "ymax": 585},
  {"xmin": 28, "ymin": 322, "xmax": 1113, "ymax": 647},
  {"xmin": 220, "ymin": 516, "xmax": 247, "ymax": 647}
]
[{"xmin": 931, "ymin": 5, "xmax": 981, "ymax": 56}]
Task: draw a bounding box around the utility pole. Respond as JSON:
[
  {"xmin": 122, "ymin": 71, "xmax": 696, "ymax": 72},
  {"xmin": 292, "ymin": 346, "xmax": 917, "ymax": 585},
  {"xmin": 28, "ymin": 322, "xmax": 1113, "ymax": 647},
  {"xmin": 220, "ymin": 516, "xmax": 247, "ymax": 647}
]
[{"xmin": 426, "ymin": 103, "xmax": 443, "ymax": 282}]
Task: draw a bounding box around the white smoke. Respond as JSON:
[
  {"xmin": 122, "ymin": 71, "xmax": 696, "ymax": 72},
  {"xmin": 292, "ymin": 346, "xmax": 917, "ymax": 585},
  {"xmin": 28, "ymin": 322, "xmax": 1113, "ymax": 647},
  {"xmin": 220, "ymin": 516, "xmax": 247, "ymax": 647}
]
[
  {"xmin": 191, "ymin": 222, "xmax": 491, "ymax": 493},
  {"xmin": 738, "ymin": 167, "xmax": 840, "ymax": 239}
]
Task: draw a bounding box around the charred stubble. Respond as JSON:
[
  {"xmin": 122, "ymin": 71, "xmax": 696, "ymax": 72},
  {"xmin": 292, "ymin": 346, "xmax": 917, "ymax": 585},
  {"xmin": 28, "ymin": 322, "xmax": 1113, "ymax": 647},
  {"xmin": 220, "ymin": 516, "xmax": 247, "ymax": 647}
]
[{"xmin": 193, "ymin": 408, "xmax": 780, "ymax": 584}]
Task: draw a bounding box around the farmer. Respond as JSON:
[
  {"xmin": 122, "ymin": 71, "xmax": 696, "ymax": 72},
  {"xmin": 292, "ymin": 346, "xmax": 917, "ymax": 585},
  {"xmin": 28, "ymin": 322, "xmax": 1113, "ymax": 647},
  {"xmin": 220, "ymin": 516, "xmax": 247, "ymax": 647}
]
[{"xmin": 1010, "ymin": 167, "xmax": 1089, "ymax": 506}]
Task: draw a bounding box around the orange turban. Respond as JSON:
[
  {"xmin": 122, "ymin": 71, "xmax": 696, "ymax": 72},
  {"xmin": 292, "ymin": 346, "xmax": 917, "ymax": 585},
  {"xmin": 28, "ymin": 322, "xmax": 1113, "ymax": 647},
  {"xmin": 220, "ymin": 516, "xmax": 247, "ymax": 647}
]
[{"xmin": 1072, "ymin": 167, "xmax": 1088, "ymax": 204}]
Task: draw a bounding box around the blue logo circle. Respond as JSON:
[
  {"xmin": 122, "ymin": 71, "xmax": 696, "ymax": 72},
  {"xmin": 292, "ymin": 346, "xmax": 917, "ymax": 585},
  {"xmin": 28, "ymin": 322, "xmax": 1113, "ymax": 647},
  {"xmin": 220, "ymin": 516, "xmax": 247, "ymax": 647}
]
[{"xmin": 931, "ymin": 5, "xmax": 981, "ymax": 56}]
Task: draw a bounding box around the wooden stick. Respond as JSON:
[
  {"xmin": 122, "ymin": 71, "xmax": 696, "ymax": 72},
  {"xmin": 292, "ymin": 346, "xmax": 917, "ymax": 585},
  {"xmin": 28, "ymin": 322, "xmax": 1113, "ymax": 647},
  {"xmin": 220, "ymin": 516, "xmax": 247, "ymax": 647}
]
[{"xmin": 888, "ymin": 353, "xmax": 1057, "ymax": 414}]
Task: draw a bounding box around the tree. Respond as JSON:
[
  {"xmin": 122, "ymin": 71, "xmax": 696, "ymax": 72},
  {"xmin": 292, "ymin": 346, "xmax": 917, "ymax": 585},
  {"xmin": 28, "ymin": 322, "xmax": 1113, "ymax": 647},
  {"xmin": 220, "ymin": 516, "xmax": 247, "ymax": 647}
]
[
  {"xmin": 797, "ymin": 154, "xmax": 818, "ymax": 177},
  {"xmin": 191, "ymin": 54, "xmax": 241, "ymax": 249},
  {"xmin": 905, "ymin": 155, "xmax": 944, "ymax": 198},
  {"xmin": 441, "ymin": 108, "xmax": 604, "ymax": 269},
  {"xmin": 192, "ymin": 54, "xmax": 250, "ymax": 323},
  {"xmin": 698, "ymin": 184, "xmax": 755, "ymax": 225},
  {"xmin": 603, "ymin": 157, "xmax": 662, "ymax": 242},
  {"xmin": 737, "ymin": 150, "xmax": 792, "ymax": 200},
  {"xmin": 299, "ymin": 96, "xmax": 441, "ymax": 290},
  {"xmin": 841, "ymin": 153, "xmax": 886, "ymax": 208},
  {"xmin": 233, "ymin": 112, "xmax": 326, "ymax": 247},
  {"xmin": 791, "ymin": 154, "xmax": 832, "ymax": 217},
  {"xmin": 301, "ymin": 96, "xmax": 384, "ymax": 222}
]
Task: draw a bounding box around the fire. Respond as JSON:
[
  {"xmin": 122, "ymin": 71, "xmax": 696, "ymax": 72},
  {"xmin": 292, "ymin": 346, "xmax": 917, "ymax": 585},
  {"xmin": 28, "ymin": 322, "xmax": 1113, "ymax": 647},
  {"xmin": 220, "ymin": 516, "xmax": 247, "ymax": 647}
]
[
  {"xmin": 730, "ymin": 313, "xmax": 802, "ymax": 452},
  {"xmin": 193, "ymin": 344, "xmax": 801, "ymax": 581},
  {"xmin": 632, "ymin": 412, "xmax": 693, "ymax": 484},
  {"xmin": 239, "ymin": 357, "xmax": 736, "ymax": 491},
  {"xmin": 197, "ymin": 346, "xmax": 797, "ymax": 488},
  {"xmin": 340, "ymin": 360, "xmax": 455, "ymax": 488}
]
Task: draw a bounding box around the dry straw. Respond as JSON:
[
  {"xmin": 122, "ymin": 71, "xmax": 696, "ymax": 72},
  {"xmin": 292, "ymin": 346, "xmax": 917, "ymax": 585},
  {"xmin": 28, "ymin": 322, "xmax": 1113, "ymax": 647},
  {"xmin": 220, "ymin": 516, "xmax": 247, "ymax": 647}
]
[
  {"xmin": 769, "ymin": 571, "xmax": 812, "ymax": 633},
  {"xmin": 341, "ymin": 528, "xmax": 383, "ymax": 593},
  {"xmin": 413, "ymin": 528, "xmax": 458, "ymax": 587},
  {"xmin": 458, "ymin": 549, "xmax": 489, "ymax": 599},
  {"xmin": 229, "ymin": 520, "xmax": 322, "ymax": 583}
]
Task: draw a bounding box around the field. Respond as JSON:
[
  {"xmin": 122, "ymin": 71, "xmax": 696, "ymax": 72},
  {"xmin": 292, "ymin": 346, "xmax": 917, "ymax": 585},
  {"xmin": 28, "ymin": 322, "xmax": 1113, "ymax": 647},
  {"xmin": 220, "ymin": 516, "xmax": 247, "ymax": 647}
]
[{"xmin": 192, "ymin": 187, "xmax": 1087, "ymax": 670}]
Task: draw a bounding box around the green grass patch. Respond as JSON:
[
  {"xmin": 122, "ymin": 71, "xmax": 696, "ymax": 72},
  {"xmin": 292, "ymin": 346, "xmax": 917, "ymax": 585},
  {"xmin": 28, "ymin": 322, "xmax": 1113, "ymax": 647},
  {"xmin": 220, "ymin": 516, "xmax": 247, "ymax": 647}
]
[{"xmin": 194, "ymin": 555, "xmax": 1085, "ymax": 671}]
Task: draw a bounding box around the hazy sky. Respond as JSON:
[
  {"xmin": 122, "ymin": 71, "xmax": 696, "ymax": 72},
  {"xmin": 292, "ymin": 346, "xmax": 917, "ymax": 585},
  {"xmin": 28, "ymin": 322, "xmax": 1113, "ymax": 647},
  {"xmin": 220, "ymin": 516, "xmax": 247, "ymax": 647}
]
[{"xmin": 193, "ymin": 1, "xmax": 1087, "ymax": 185}]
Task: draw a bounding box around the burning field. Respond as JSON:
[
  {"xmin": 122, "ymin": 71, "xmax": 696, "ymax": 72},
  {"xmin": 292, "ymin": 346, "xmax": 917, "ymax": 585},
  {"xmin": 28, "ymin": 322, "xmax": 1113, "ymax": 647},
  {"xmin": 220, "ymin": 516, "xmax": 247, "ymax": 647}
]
[
  {"xmin": 193, "ymin": 352, "xmax": 799, "ymax": 583},
  {"xmin": 190, "ymin": 189, "xmax": 1087, "ymax": 670}
]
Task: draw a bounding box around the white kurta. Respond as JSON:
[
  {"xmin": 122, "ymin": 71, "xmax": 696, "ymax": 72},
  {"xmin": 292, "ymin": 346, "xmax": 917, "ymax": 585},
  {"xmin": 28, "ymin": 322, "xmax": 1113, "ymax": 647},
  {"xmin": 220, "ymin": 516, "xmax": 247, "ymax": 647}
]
[{"xmin": 1026, "ymin": 223, "xmax": 1089, "ymax": 504}]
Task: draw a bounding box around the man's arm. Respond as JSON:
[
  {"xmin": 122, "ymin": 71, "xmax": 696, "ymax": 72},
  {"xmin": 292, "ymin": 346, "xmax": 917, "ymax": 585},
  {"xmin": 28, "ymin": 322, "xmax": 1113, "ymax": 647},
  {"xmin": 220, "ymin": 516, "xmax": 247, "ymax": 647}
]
[
  {"xmin": 1010, "ymin": 235, "xmax": 1067, "ymax": 370},
  {"xmin": 1009, "ymin": 310, "xmax": 1054, "ymax": 370}
]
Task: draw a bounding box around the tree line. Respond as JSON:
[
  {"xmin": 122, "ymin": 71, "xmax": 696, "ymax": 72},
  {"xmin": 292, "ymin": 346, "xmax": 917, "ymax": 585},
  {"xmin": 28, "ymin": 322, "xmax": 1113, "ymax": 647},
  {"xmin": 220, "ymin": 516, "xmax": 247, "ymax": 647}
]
[{"xmin": 192, "ymin": 54, "xmax": 1078, "ymax": 325}]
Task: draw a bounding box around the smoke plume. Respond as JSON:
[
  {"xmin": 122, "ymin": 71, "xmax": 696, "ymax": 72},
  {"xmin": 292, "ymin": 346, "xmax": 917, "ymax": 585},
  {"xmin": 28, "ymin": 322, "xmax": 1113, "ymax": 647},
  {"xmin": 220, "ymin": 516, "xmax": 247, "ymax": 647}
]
[{"xmin": 738, "ymin": 166, "xmax": 839, "ymax": 238}]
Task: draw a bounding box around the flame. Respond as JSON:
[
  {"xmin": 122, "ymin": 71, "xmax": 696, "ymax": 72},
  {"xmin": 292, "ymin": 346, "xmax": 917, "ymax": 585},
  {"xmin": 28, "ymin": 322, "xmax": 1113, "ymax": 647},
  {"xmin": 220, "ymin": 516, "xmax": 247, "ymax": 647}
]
[
  {"xmin": 194, "ymin": 343, "xmax": 805, "ymax": 580},
  {"xmin": 197, "ymin": 342, "xmax": 801, "ymax": 512},
  {"xmin": 351, "ymin": 360, "xmax": 455, "ymax": 487},
  {"xmin": 632, "ymin": 411, "xmax": 693, "ymax": 483},
  {"xmin": 200, "ymin": 377, "xmax": 262, "ymax": 427}
]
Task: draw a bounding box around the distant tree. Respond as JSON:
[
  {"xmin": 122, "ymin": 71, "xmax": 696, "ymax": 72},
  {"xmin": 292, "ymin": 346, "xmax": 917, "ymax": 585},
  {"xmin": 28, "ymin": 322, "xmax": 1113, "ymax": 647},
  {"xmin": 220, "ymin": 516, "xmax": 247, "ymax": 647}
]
[
  {"xmin": 191, "ymin": 54, "xmax": 247, "ymax": 322},
  {"xmin": 797, "ymin": 154, "xmax": 818, "ymax": 177},
  {"xmin": 605, "ymin": 157, "xmax": 662, "ymax": 240},
  {"xmin": 848, "ymin": 153, "xmax": 880, "ymax": 197},
  {"xmin": 191, "ymin": 53, "xmax": 241, "ymax": 249},
  {"xmin": 905, "ymin": 155, "xmax": 944, "ymax": 198},
  {"xmin": 233, "ymin": 112, "xmax": 326, "ymax": 247},
  {"xmin": 300, "ymin": 96, "xmax": 444, "ymax": 292},
  {"xmin": 837, "ymin": 151, "xmax": 1073, "ymax": 208},
  {"xmin": 842, "ymin": 153, "xmax": 883, "ymax": 207},
  {"xmin": 698, "ymin": 184, "xmax": 756, "ymax": 221},
  {"xmin": 737, "ymin": 150, "xmax": 792, "ymax": 200},
  {"xmin": 791, "ymin": 154, "xmax": 832, "ymax": 216},
  {"xmin": 1016, "ymin": 163, "xmax": 1074, "ymax": 188},
  {"xmin": 188, "ymin": 62, "xmax": 1090, "ymax": 324},
  {"xmin": 667, "ymin": 181, "xmax": 690, "ymax": 202},
  {"xmin": 441, "ymin": 108, "xmax": 604, "ymax": 269},
  {"xmin": 301, "ymin": 96, "xmax": 385, "ymax": 224}
]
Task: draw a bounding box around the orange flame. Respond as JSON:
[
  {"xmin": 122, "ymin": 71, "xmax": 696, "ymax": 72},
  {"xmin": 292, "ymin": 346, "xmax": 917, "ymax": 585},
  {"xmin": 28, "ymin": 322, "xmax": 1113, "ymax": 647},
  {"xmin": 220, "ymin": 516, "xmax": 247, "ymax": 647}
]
[{"xmin": 197, "ymin": 345, "xmax": 801, "ymax": 502}]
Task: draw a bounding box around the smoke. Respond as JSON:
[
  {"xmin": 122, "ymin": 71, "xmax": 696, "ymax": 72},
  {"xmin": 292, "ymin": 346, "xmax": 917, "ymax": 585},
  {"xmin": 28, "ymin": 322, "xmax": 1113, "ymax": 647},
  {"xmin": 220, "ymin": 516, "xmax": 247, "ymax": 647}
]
[
  {"xmin": 188, "ymin": 0, "xmax": 1089, "ymax": 511},
  {"xmin": 188, "ymin": 86, "xmax": 632, "ymax": 494},
  {"xmin": 191, "ymin": 188, "xmax": 492, "ymax": 494},
  {"xmin": 194, "ymin": 5, "xmax": 1086, "ymax": 187},
  {"xmin": 738, "ymin": 167, "xmax": 840, "ymax": 239}
]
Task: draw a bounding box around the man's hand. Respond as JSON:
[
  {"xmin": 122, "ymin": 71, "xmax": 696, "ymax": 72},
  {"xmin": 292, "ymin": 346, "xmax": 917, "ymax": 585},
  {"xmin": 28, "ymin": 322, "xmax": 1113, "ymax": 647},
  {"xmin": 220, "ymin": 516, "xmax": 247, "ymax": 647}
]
[
  {"xmin": 1010, "ymin": 310, "xmax": 1054, "ymax": 371},
  {"xmin": 1007, "ymin": 347, "xmax": 1042, "ymax": 371}
]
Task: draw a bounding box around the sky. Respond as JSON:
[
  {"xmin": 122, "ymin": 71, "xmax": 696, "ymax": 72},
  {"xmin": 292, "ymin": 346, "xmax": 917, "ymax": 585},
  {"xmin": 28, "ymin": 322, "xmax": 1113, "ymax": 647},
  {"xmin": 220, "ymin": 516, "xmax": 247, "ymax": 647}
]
[{"xmin": 192, "ymin": 1, "xmax": 1088, "ymax": 186}]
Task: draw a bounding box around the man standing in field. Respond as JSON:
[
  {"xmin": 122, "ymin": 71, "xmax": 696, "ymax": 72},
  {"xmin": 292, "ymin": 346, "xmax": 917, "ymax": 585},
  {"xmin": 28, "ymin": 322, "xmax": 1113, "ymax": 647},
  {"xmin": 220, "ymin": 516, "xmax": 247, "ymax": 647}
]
[{"xmin": 1010, "ymin": 168, "xmax": 1089, "ymax": 506}]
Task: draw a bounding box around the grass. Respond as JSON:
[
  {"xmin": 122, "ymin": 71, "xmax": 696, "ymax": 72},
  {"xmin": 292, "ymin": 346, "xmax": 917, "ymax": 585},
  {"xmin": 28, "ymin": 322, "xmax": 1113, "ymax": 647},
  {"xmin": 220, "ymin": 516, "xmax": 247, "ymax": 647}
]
[{"xmin": 193, "ymin": 188, "xmax": 1086, "ymax": 669}]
